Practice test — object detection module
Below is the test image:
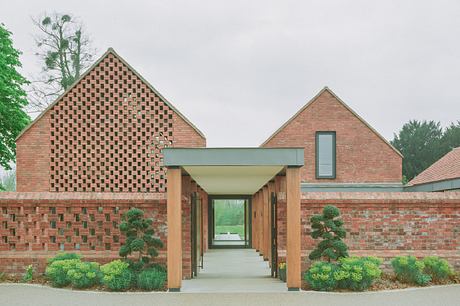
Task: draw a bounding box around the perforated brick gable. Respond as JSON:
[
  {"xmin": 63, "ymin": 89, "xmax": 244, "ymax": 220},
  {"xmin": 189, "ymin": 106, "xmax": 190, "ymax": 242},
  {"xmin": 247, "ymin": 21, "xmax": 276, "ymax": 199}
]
[{"xmin": 17, "ymin": 50, "xmax": 205, "ymax": 192}]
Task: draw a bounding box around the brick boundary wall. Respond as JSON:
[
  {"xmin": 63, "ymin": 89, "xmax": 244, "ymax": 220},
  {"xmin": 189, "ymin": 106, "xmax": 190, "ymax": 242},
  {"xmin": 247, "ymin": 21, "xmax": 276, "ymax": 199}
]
[
  {"xmin": 0, "ymin": 192, "xmax": 193, "ymax": 276},
  {"xmin": 276, "ymin": 192, "xmax": 460, "ymax": 272}
]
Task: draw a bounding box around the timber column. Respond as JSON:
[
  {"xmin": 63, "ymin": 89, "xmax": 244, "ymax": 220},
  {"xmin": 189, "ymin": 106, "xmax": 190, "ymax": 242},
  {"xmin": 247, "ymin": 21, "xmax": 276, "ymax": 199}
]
[
  {"xmin": 286, "ymin": 166, "xmax": 301, "ymax": 290},
  {"xmin": 167, "ymin": 167, "xmax": 182, "ymax": 291}
]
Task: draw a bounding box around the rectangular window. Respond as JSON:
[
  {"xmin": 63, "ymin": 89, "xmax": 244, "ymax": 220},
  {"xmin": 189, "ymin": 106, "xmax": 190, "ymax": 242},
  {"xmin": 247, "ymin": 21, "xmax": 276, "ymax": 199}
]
[{"xmin": 316, "ymin": 132, "xmax": 336, "ymax": 179}]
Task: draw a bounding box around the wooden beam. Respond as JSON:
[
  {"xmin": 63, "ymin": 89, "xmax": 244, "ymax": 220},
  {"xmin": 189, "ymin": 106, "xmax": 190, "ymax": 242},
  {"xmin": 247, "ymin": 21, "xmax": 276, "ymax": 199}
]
[
  {"xmin": 167, "ymin": 168, "xmax": 182, "ymax": 291},
  {"xmin": 286, "ymin": 167, "xmax": 301, "ymax": 290}
]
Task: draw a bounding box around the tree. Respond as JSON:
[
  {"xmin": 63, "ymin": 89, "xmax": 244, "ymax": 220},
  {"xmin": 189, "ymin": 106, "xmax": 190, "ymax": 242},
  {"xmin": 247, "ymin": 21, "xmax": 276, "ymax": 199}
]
[
  {"xmin": 30, "ymin": 13, "xmax": 95, "ymax": 112},
  {"xmin": 391, "ymin": 120, "xmax": 444, "ymax": 181},
  {"xmin": 441, "ymin": 121, "xmax": 460, "ymax": 153},
  {"xmin": 309, "ymin": 205, "xmax": 348, "ymax": 262},
  {"xmin": 0, "ymin": 24, "xmax": 30, "ymax": 190},
  {"xmin": 0, "ymin": 170, "xmax": 16, "ymax": 191},
  {"xmin": 119, "ymin": 208, "xmax": 164, "ymax": 271}
]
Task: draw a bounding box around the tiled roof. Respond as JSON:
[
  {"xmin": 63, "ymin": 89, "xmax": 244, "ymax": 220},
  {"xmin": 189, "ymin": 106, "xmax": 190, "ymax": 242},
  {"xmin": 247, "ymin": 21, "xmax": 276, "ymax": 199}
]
[{"xmin": 408, "ymin": 147, "xmax": 460, "ymax": 186}]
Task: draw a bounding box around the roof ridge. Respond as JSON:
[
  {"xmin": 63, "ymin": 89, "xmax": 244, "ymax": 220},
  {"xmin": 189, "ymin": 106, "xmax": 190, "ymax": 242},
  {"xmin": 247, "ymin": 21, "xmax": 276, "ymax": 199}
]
[
  {"xmin": 16, "ymin": 48, "xmax": 206, "ymax": 141},
  {"xmin": 260, "ymin": 87, "xmax": 403, "ymax": 158}
]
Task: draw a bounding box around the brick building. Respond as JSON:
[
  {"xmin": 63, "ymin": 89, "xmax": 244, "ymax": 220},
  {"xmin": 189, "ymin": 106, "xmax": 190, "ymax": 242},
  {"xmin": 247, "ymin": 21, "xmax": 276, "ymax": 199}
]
[{"xmin": 1, "ymin": 48, "xmax": 459, "ymax": 291}]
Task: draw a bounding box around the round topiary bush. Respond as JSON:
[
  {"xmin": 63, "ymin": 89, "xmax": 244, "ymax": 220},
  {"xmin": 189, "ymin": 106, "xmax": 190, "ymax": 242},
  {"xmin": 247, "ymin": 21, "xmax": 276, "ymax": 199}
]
[
  {"xmin": 100, "ymin": 260, "xmax": 133, "ymax": 291},
  {"xmin": 137, "ymin": 266, "xmax": 167, "ymax": 291},
  {"xmin": 67, "ymin": 261, "xmax": 101, "ymax": 289},
  {"xmin": 304, "ymin": 261, "xmax": 338, "ymax": 291},
  {"xmin": 45, "ymin": 258, "xmax": 81, "ymax": 287}
]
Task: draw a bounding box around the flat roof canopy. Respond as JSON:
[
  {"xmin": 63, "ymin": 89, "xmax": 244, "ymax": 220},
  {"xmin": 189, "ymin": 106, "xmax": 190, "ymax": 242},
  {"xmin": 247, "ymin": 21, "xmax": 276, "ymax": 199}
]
[{"xmin": 163, "ymin": 148, "xmax": 304, "ymax": 195}]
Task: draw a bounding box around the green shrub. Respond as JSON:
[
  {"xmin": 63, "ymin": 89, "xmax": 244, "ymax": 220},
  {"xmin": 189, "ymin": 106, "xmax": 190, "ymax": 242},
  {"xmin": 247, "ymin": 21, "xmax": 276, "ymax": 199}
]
[
  {"xmin": 45, "ymin": 259, "xmax": 81, "ymax": 287},
  {"xmin": 422, "ymin": 256, "xmax": 454, "ymax": 282},
  {"xmin": 309, "ymin": 205, "xmax": 348, "ymax": 262},
  {"xmin": 48, "ymin": 253, "xmax": 81, "ymax": 264},
  {"xmin": 119, "ymin": 208, "xmax": 164, "ymax": 272},
  {"xmin": 67, "ymin": 261, "xmax": 101, "ymax": 289},
  {"xmin": 21, "ymin": 265, "xmax": 34, "ymax": 283},
  {"xmin": 100, "ymin": 260, "xmax": 133, "ymax": 291},
  {"xmin": 137, "ymin": 267, "xmax": 167, "ymax": 291},
  {"xmin": 304, "ymin": 261, "xmax": 338, "ymax": 291},
  {"xmin": 335, "ymin": 257, "xmax": 382, "ymax": 291},
  {"xmin": 391, "ymin": 256, "xmax": 431, "ymax": 285}
]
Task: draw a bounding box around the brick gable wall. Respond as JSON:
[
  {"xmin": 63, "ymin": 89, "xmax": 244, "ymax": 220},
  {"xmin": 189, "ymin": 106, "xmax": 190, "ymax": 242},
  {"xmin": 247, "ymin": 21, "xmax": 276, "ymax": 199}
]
[
  {"xmin": 263, "ymin": 90, "xmax": 402, "ymax": 183},
  {"xmin": 16, "ymin": 51, "xmax": 205, "ymax": 192}
]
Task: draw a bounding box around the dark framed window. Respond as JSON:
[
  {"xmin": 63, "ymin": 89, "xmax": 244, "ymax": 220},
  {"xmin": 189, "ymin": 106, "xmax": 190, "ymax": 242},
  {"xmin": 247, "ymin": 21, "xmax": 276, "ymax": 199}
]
[{"xmin": 315, "ymin": 131, "xmax": 336, "ymax": 179}]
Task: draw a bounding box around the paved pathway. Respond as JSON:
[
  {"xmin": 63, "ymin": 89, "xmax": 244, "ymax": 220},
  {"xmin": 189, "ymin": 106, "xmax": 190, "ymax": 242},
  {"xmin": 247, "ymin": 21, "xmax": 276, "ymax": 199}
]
[
  {"xmin": 1, "ymin": 283, "xmax": 460, "ymax": 306},
  {"xmin": 182, "ymin": 249, "xmax": 286, "ymax": 292}
]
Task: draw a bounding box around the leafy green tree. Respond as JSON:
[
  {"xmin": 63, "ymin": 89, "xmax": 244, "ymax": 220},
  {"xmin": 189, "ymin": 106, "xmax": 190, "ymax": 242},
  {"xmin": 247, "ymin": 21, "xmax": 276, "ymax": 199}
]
[
  {"xmin": 0, "ymin": 170, "xmax": 16, "ymax": 191},
  {"xmin": 441, "ymin": 121, "xmax": 460, "ymax": 153},
  {"xmin": 119, "ymin": 208, "xmax": 164, "ymax": 271},
  {"xmin": 30, "ymin": 13, "xmax": 95, "ymax": 111},
  {"xmin": 391, "ymin": 120, "xmax": 444, "ymax": 181},
  {"xmin": 309, "ymin": 205, "xmax": 348, "ymax": 262},
  {"xmin": 0, "ymin": 24, "xmax": 30, "ymax": 190}
]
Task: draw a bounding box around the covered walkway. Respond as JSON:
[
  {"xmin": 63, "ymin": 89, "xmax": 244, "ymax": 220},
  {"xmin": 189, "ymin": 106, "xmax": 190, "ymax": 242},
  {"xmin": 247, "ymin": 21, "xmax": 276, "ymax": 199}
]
[{"xmin": 182, "ymin": 249, "xmax": 286, "ymax": 292}]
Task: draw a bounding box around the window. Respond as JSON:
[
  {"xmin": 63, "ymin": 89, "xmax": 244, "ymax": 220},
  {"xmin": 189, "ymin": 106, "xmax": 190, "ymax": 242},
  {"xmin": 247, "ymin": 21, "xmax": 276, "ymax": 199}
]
[{"xmin": 316, "ymin": 132, "xmax": 336, "ymax": 179}]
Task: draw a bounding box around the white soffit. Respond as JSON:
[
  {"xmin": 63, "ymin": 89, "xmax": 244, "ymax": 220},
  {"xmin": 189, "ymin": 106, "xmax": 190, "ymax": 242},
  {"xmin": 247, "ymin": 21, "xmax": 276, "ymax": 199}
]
[{"xmin": 183, "ymin": 166, "xmax": 283, "ymax": 195}]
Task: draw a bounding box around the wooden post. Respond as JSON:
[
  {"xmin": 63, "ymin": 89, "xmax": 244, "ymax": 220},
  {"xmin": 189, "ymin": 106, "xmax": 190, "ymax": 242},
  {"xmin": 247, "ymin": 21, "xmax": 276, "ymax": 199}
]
[
  {"xmin": 286, "ymin": 167, "xmax": 301, "ymax": 290},
  {"xmin": 167, "ymin": 167, "xmax": 182, "ymax": 291},
  {"xmin": 263, "ymin": 185, "xmax": 269, "ymax": 260}
]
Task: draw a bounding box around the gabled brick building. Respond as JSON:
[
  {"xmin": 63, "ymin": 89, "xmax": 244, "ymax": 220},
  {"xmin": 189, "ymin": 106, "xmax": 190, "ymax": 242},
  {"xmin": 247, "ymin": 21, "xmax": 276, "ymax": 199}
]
[
  {"xmin": 2, "ymin": 48, "xmax": 459, "ymax": 292},
  {"xmin": 16, "ymin": 48, "xmax": 206, "ymax": 193}
]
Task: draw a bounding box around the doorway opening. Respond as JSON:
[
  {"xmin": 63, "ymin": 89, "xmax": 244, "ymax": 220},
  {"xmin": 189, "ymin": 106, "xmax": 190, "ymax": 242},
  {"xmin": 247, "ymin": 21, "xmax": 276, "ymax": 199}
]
[{"xmin": 208, "ymin": 196, "xmax": 251, "ymax": 248}]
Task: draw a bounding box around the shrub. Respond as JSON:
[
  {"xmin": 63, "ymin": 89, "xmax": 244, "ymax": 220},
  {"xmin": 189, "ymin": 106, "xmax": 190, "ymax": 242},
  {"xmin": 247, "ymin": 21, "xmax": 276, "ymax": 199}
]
[
  {"xmin": 67, "ymin": 261, "xmax": 101, "ymax": 289},
  {"xmin": 304, "ymin": 261, "xmax": 338, "ymax": 291},
  {"xmin": 21, "ymin": 265, "xmax": 34, "ymax": 283},
  {"xmin": 391, "ymin": 256, "xmax": 431, "ymax": 285},
  {"xmin": 48, "ymin": 253, "xmax": 81, "ymax": 264},
  {"xmin": 335, "ymin": 257, "xmax": 382, "ymax": 291},
  {"xmin": 422, "ymin": 256, "xmax": 454, "ymax": 282},
  {"xmin": 100, "ymin": 260, "xmax": 133, "ymax": 291},
  {"xmin": 119, "ymin": 208, "xmax": 164, "ymax": 272},
  {"xmin": 45, "ymin": 259, "xmax": 81, "ymax": 287},
  {"xmin": 137, "ymin": 267, "xmax": 167, "ymax": 291},
  {"xmin": 309, "ymin": 205, "xmax": 348, "ymax": 262}
]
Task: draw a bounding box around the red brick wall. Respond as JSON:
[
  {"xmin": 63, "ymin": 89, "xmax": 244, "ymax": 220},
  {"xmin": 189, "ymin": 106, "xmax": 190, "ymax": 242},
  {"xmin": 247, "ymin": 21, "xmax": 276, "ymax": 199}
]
[
  {"xmin": 15, "ymin": 50, "xmax": 205, "ymax": 192},
  {"xmin": 263, "ymin": 89, "xmax": 402, "ymax": 183},
  {"xmin": 0, "ymin": 193, "xmax": 168, "ymax": 275},
  {"xmin": 277, "ymin": 192, "xmax": 460, "ymax": 270},
  {"xmin": 16, "ymin": 113, "xmax": 51, "ymax": 192}
]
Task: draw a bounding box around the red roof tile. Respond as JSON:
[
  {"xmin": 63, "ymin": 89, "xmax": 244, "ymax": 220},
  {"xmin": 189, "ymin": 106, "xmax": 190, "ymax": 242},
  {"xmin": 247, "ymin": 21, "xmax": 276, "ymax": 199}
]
[{"xmin": 408, "ymin": 147, "xmax": 460, "ymax": 186}]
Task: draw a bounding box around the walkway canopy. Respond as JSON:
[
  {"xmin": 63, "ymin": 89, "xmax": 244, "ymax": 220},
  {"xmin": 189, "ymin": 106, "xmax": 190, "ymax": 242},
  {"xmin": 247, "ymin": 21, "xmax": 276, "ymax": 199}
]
[
  {"xmin": 163, "ymin": 148, "xmax": 304, "ymax": 194},
  {"xmin": 163, "ymin": 147, "xmax": 304, "ymax": 291}
]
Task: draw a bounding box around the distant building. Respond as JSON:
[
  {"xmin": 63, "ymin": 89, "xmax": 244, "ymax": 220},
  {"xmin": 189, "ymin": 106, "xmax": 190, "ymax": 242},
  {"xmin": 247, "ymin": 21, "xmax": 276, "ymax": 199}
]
[{"xmin": 407, "ymin": 147, "xmax": 460, "ymax": 192}]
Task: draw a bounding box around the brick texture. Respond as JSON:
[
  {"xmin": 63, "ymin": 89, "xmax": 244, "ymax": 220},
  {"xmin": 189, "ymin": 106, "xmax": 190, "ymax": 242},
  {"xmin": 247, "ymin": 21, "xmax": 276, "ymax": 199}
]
[
  {"xmin": 276, "ymin": 192, "xmax": 460, "ymax": 270},
  {"xmin": 262, "ymin": 89, "xmax": 402, "ymax": 183},
  {"xmin": 16, "ymin": 113, "xmax": 51, "ymax": 192},
  {"xmin": 16, "ymin": 50, "xmax": 205, "ymax": 193},
  {"xmin": 0, "ymin": 193, "xmax": 169, "ymax": 274}
]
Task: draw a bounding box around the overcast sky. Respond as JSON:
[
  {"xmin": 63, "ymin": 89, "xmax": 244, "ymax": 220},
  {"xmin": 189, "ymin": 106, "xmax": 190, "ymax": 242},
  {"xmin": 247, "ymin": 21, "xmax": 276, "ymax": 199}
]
[{"xmin": 2, "ymin": 0, "xmax": 460, "ymax": 147}]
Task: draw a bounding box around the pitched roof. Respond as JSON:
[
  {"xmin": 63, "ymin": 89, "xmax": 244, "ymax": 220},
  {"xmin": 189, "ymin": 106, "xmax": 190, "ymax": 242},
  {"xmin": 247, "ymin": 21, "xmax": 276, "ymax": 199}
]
[
  {"xmin": 408, "ymin": 147, "xmax": 460, "ymax": 186},
  {"xmin": 260, "ymin": 87, "xmax": 403, "ymax": 157},
  {"xmin": 16, "ymin": 48, "xmax": 205, "ymax": 140}
]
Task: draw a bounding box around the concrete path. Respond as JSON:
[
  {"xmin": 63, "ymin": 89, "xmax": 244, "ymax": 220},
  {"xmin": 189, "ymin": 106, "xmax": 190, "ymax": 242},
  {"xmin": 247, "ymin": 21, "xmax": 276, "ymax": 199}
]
[
  {"xmin": 1, "ymin": 283, "xmax": 460, "ymax": 306},
  {"xmin": 182, "ymin": 249, "xmax": 286, "ymax": 292}
]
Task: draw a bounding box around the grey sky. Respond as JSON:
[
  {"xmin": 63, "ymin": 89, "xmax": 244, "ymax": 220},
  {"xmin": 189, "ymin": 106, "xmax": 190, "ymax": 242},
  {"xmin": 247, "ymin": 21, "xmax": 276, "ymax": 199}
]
[{"xmin": 2, "ymin": 0, "xmax": 460, "ymax": 147}]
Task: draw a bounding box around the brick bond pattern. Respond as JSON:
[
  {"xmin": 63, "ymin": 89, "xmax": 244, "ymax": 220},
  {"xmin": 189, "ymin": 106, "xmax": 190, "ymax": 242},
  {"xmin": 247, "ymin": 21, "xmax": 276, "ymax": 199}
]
[
  {"xmin": 16, "ymin": 50, "xmax": 206, "ymax": 193},
  {"xmin": 262, "ymin": 89, "xmax": 402, "ymax": 183},
  {"xmin": 0, "ymin": 193, "xmax": 169, "ymax": 274},
  {"xmin": 275, "ymin": 192, "xmax": 460, "ymax": 271}
]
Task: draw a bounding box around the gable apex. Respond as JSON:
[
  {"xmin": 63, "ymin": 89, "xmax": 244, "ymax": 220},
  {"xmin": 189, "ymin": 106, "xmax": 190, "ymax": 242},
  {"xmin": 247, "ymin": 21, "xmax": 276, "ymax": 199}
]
[
  {"xmin": 16, "ymin": 48, "xmax": 205, "ymax": 141},
  {"xmin": 261, "ymin": 87, "xmax": 403, "ymax": 158}
]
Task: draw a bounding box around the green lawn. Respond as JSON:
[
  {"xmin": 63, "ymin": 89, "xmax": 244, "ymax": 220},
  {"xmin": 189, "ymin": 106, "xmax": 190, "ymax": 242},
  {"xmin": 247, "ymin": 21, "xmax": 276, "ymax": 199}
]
[{"xmin": 215, "ymin": 225, "xmax": 244, "ymax": 239}]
